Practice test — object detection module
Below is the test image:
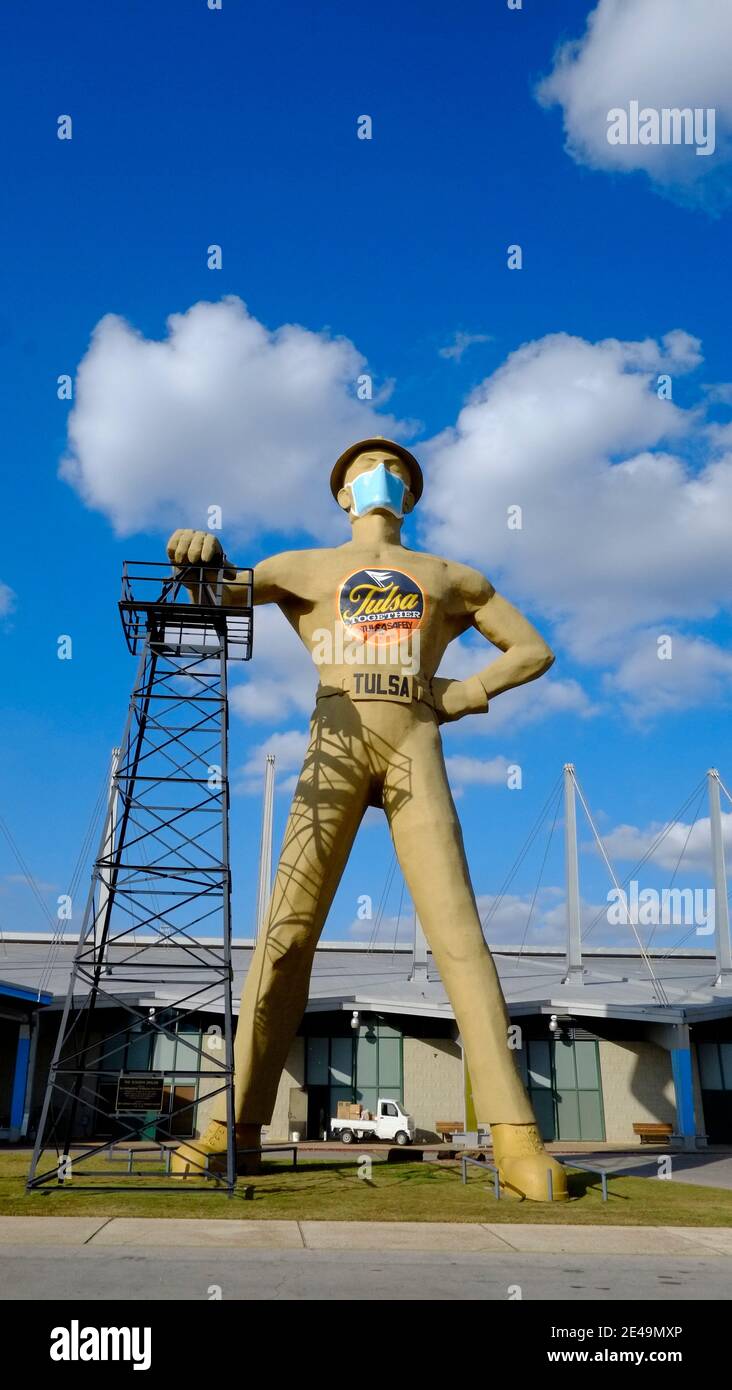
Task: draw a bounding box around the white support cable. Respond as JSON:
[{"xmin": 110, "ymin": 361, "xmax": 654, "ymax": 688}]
[
  {"xmin": 254, "ymin": 753, "xmax": 276, "ymax": 941},
  {"xmin": 707, "ymin": 768, "xmax": 732, "ymax": 987},
  {"xmin": 581, "ymin": 776, "xmax": 707, "ymax": 944},
  {"xmin": 391, "ymin": 878, "xmax": 406, "ymax": 958},
  {"xmin": 517, "ymin": 785, "xmax": 562, "ymax": 959},
  {"xmin": 572, "ymin": 775, "xmax": 670, "ymax": 1006},
  {"xmin": 481, "ymin": 772, "xmax": 564, "ymax": 931},
  {"xmin": 649, "ymin": 784, "xmax": 706, "ymax": 955},
  {"xmin": 716, "ymin": 773, "xmax": 732, "ymax": 808},
  {"xmin": 0, "ymin": 817, "xmax": 56, "ymax": 929},
  {"xmin": 367, "ymin": 850, "xmax": 399, "ymax": 951},
  {"xmin": 36, "ymin": 757, "xmax": 115, "ymax": 999}
]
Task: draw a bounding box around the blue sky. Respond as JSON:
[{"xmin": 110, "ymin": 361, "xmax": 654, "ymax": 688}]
[{"xmin": 1, "ymin": 0, "xmax": 731, "ymax": 952}]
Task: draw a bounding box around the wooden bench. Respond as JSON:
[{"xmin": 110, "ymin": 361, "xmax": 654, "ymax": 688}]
[
  {"xmin": 436, "ymin": 1121, "xmax": 463, "ymax": 1142},
  {"xmin": 633, "ymin": 1122, "xmax": 673, "ymax": 1145}
]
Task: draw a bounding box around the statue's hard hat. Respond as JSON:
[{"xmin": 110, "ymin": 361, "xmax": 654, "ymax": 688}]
[{"xmin": 330, "ymin": 437, "xmax": 424, "ymax": 504}]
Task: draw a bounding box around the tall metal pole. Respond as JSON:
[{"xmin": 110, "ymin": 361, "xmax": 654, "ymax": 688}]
[
  {"xmin": 409, "ymin": 912, "xmax": 429, "ymax": 981},
  {"xmin": 254, "ymin": 754, "xmax": 275, "ymax": 940},
  {"xmin": 562, "ymin": 763, "xmax": 584, "ymax": 986},
  {"xmin": 94, "ymin": 746, "xmax": 121, "ymax": 963},
  {"xmin": 708, "ymin": 769, "xmax": 732, "ymax": 988}
]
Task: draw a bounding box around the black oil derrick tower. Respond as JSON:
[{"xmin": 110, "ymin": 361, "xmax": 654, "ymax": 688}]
[{"xmin": 27, "ymin": 560, "xmax": 253, "ymax": 1195}]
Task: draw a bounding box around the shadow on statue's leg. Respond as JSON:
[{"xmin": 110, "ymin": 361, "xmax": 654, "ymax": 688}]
[
  {"xmin": 382, "ymin": 712, "xmax": 567, "ymax": 1202},
  {"xmin": 173, "ymin": 698, "xmax": 372, "ymax": 1177}
]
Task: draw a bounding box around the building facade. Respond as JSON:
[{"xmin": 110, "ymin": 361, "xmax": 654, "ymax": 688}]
[{"xmin": 2, "ymin": 935, "xmax": 731, "ymax": 1149}]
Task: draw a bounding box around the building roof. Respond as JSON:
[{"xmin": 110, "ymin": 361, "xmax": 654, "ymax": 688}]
[
  {"xmin": 0, "ymin": 976, "xmax": 53, "ymax": 1007},
  {"xmin": 1, "ymin": 933, "xmax": 731, "ymax": 1026}
]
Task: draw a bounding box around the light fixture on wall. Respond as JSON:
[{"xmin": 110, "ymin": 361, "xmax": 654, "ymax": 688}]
[{"xmin": 350, "ymin": 1010, "xmax": 359, "ymax": 1031}]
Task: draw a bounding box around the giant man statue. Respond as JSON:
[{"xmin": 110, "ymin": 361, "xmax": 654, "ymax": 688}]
[{"xmin": 167, "ymin": 439, "xmax": 567, "ymax": 1200}]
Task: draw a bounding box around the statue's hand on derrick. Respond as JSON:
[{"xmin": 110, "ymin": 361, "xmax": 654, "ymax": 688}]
[
  {"xmin": 166, "ymin": 528, "xmax": 239, "ymax": 604},
  {"xmin": 431, "ymin": 674, "xmax": 489, "ymax": 724},
  {"xmin": 166, "ymin": 528, "xmax": 225, "ymax": 570}
]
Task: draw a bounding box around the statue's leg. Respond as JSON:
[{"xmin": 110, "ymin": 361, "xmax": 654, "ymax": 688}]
[
  {"xmin": 383, "ymin": 708, "xmax": 567, "ymax": 1201},
  {"xmin": 172, "ymin": 697, "xmax": 371, "ymax": 1176}
]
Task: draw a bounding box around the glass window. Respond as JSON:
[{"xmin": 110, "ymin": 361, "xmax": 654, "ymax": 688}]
[
  {"xmin": 169, "ymin": 1086, "xmax": 196, "ymax": 1138},
  {"xmin": 523, "ymin": 1038, "xmax": 604, "ymax": 1142},
  {"xmin": 99, "ymin": 1033, "xmax": 127, "ymax": 1071},
  {"xmin": 175, "ymin": 1029, "xmax": 201, "ymax": 1071},
  {"xmin": 720, "ymin": 1043, "xmax": 732, "ymax": 1091},
  {"xmin": 575, "ymin": 1040, "xmax": 600, "ymax": 1089},
  {"xmin": 383, "ymin": 1102, "xmax": 398, "ymax": 1116},
  {"xmin": 579, "ymin": 1091, "xmax": 604, "ymax": 1139},
  {"xmin": 330, "ymin": 1038, "xmax": 353, "ymax": 1086},
  {"xmin": 329, "ymin": 1085, "xmax": 353, "ymax": 1116},
  {"xmin": 307, "ymin": 1038, "xmax": 329, "ymax": 1085},
  {"xmin": 699, "ymin": 1043, "xmax": 723, "ymax": 1090},
  {"xmin": 126, "ymin": 1030, "xmax": 152, "ymax": 1071},
  {"xmin": 528, "ymin": 1041, "xmax": 551, "ymax": 1088},
  {"xmin": 356, "ymin": 1033, "xmax": 378, "ymax": 1088},
  {"xmin": 153, "ymin": 1032, "xmax": 177, "ymax": 1071},
  {"xmin": 378, "ymin": 1037, "xmax": 401, "ymax": 1090},
  {"xmin": 557, "ymin": 1091, "xmax": 581, "ymax": 1140},
  {"xmin": 357, "ymin": 1088, "xmax": 378, "ymax": 1117},
  {"xmin": 532, "ymin": 1088, "xmax": 555, "ymax": 1142},
  {"xmin": 553, "ymin": 1039, "xmax": 576, "ymax": 1090}
]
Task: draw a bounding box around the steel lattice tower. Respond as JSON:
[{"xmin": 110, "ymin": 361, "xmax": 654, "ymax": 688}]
[{"xmin": 27, "ymin": 561, "xmax": 253, "ymax": 1194}]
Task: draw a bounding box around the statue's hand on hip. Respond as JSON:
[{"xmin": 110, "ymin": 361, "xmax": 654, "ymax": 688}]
[{"xmin": 431, "ymin": 675, "xmax": 489, "ymax": 724}]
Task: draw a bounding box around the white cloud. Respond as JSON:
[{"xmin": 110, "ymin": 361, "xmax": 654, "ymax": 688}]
[
  {"xmin": 476, "ymin": 892, "xmax": 608, "ymax": 949},
  {"xmin": 229, "ymin": 605, "xmax": 317, "ymax": 723},
  {"xmin": 703, "ymin": 382, "xmax": 732, "ymax": 405},
  {"xmin": 234, "ymin": 728, "xmax": 309, "ymax": 796},
  {"xmin": 346, "ymin": 891, "xmax": 585, "ymax": 949},
  {"xmin": 347, "ymin": 911, "xmax": 414, "ymax": 943},
  {"xmin": 590, "ymin": 809, "xmax": 732, "ymax": 875},
  {"xmin": 439, "ymin": 331, "xmax": 492, "ymax": 362},
  {"xmin": 61, "ymin": 296, "xmax": 414, "ymax": 538},
  {"xmin": 438, "ymin": 633, "xmax": 598, "ymax": 732},
  {"xmin": 536, "ymin": 0, "xmax": 732, "ymax": 206},
  {"xmin": 0, "ymin": 582, "xmax": 16, "ymax": 618},
  {"xmin": 604, "ymin": 631, "xmax": 732, "ymax": 719},
  {"xmin": 422, "ymin": 330, "xmax": 732, "ymax": 676},
  {"xmin": 445, "ymin": 754, "xmax": 510, "ymax": 792},
  {"xmin": 62, "ymin": 298, "xmax": 731, "ymax": 723}
]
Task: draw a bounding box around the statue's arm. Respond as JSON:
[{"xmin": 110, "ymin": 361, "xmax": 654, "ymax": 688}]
[
  {"xmin": 432, "ymin": 565, "xmax": 554, "ymax": 722},
  {"xmin": 470, "ymin": 587, "xmax": 554, "ymax": 698},
  {"xmin": 165, "ymin": 529, "xmax": 301, "ymax": 608}
]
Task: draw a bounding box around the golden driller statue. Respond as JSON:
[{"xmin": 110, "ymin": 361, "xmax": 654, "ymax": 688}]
[{"xmin": 167, "ymin": 439, "xmax": 567, "ymax": 1200}]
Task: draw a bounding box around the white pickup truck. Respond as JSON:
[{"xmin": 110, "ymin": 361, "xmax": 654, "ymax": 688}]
[{"xmin": 330, "ymin": 1098, "xmax": 415, "ymax": 1145}]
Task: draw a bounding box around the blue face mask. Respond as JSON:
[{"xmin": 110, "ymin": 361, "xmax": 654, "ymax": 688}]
[{"xmin": 348, "ymin": 462, "xmax": 407, "ymax": 518}]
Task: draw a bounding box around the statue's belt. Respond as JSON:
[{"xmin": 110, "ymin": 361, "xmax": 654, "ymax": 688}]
[{"xmin": 317, "ymin": 671, "xmax": 435, "ymax": 708}]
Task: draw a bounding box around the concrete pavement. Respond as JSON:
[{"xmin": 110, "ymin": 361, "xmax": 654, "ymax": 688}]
[
  {"xmin": 0, "ymin": 1214, "xmax": 731, "ymax": 1254},
  {"xmin": 2, "ymin": 1218, "xmax": 731, "ymax": 1300},
  {"xmin": 566, "ymin": 1151, "xmax": 732, "ymax": 1192}
]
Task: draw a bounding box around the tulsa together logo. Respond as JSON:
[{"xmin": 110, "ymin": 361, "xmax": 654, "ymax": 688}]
[{"xmin": 338, "ymin": 569, "xmax": 425, "ymax": 645}]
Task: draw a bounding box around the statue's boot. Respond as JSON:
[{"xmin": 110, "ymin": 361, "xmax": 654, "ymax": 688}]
[
  {"xmin": 170, "ymin": 1120, "xmax": 262, "ymax": 1178},
  {"xmin": 490, "ymin": 1122, "xmax": 568, "ymax": 1202}
]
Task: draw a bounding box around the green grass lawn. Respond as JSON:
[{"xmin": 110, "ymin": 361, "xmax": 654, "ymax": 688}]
[{"xmin": 1, "ymin": 1150, "xmax": 731, "ymax": 1225}]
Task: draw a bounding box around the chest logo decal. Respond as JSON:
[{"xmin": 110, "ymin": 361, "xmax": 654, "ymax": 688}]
[{"xmin": 338, "ymin": 568, "xmax": 425, "ymax": 643}]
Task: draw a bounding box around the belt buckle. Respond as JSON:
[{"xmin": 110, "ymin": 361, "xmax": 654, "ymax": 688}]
[{"xmin": 350, "ymin": 671, "xmax": 415, "ymax": 703}]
